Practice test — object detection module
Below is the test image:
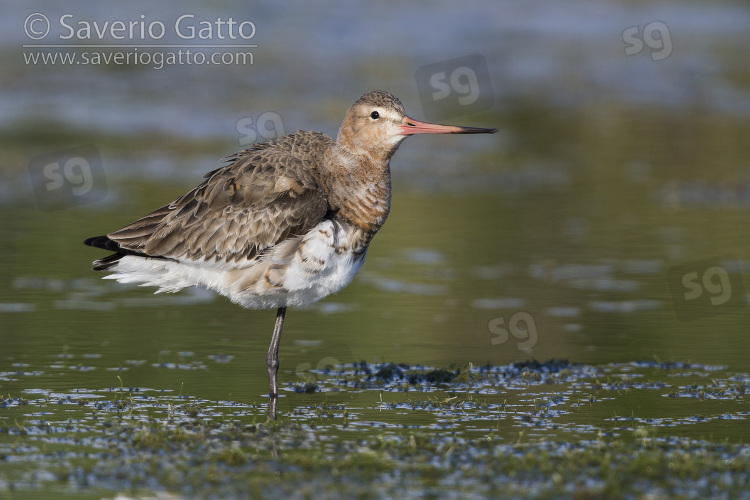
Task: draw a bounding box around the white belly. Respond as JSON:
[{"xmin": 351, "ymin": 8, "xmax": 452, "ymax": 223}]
[{"xmin": 102, "ymin": 219, "xmax": 368, "ymax": 310}]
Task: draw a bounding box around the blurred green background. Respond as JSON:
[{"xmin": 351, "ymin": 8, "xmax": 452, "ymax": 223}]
[{"xmin": 1, "ymin": 1, "xmax": 749, "ymax": 404}]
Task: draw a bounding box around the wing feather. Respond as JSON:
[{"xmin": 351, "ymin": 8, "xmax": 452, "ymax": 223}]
[{"xmin": 105, "ymin": 147, "xmax": 328, "ymax": 265}]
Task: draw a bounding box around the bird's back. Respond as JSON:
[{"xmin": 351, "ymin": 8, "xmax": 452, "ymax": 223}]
[
  {"xmin": 88, "ymin": 131, "xmax": 334, "ymax": 265},
  {"xmin": 84, "ymin": 130, "xmax": 375, "ymax": 309}
]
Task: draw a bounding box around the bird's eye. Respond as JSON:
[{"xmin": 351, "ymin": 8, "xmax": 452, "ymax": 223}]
[{"xmin": 370, "ymin": 111, "xmax": 379, "ymax": 120}]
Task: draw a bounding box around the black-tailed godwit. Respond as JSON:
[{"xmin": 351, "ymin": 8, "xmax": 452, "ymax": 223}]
[{"xmin": 84, "ymin": 91, "xmax": 496, "ymax": 410}]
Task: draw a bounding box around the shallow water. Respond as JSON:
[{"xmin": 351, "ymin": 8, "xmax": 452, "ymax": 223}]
[{"xmin": 2, "ymin": 0, "xmax": 750, "ymax": 497}]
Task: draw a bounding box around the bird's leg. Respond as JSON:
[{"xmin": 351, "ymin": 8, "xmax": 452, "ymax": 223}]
[
  {"xmin": 267, "ymin": 396, "xmax": 278, "ymax": 421},
  {"xmin": 266, "ymin": 306, "xmax": 286, "ymax": 398}
]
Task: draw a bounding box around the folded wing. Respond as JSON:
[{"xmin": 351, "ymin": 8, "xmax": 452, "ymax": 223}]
[{"xmin": 85, "ymin": 146, "xmax": 329, "ymax": 269}]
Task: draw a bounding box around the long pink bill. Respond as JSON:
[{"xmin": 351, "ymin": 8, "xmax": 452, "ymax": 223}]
[{"xmin": 399, "ymin": 115, "xmax": 498, "ymax": 135}]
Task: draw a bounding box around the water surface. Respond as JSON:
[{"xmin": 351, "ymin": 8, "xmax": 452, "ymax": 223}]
[{"xmin": 1, "ymin": 0, "xmax": 750, "ymax": 497}]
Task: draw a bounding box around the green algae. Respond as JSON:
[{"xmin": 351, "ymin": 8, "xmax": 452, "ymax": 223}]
[{"xmin": 1, "ymin": 359, "xmax": 748, "ymax": 498}]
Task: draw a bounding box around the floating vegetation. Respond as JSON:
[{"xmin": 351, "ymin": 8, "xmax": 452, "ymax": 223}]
[{"xmin": 0, "ymin": 359, "xmax": 748, "ymax": 498}]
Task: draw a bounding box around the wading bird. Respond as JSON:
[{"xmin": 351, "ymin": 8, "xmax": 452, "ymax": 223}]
[{"xmin": 85, "ymin": 91, "xmax": 496, "ymax": 415}]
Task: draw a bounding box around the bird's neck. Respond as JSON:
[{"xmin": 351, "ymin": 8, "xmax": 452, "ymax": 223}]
[{"xmin": 323, "ymin": 147, "xmax": 392, "ymax": 238}]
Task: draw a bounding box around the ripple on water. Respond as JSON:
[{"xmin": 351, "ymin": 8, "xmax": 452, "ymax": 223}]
[
  {"xmin": 0, "ymin": 303, "xmax": 36, "ymax": 313},
  {"xmin": 359, "ymin": 275, "xmax": 448, "ymax": 295},
  {"xmin": 589, "ymin": 299, "xmax": 661, "ymax": 313},
  {"xmin": 543, "ymin": 306, "xmax": 581, "ymax": 317},
  {"xmin": 472, "ymin": 298, "xmax": 526, "ymax": 309}
]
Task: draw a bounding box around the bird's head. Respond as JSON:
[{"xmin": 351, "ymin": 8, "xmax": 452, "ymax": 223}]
[{"xmin": 337, "ymin": 90, "xmax": 497, "ymax": 162}]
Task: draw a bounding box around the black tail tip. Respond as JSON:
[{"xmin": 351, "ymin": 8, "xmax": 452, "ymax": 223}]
[
  {"xmin": 84, "ymin": 235, "xmax": 106, "ymax": 247},
  {"xmin": 92, "ymin": 253, "xmax": 124, "ymax": 271},
  {"xmin": 84, "ymin": 235, "xmax": 122, "ymax": 252}
]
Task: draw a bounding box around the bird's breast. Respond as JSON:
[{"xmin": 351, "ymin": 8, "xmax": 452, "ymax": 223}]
[
  {"xmin": 325, "ymin": 163, "xmax": 392, "ymax": 239},
  {"xmin": 226, "ymin": 218, "xmax": 370, "ymax": 309}
]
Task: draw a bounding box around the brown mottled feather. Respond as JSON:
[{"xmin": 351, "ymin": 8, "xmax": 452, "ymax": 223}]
[
  {"xmin": 83, "ymin": 91, "xmax": 498, "ymax": 404},
  {"xmin": 107, "ymin": 140, "xmax": 329, "ymax": 264}
]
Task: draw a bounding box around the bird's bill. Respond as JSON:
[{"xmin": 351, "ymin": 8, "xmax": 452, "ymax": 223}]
[{"xmin": 399, "ymin": 115, "xmax": 498, "ymax": 135}]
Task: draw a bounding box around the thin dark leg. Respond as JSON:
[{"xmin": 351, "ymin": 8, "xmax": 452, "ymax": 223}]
[
  {"xmin": 266, "ymin": 306, "xmax": 286, "ymax": 398},
  {"xmin": 267, "ymin": 395, "xmax": 278, "ymax": 421}
]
